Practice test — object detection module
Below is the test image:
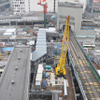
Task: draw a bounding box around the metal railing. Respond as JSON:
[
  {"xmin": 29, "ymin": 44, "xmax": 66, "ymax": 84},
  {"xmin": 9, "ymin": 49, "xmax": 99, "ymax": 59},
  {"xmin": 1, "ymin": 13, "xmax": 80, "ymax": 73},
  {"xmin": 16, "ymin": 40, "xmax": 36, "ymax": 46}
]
[{"xmin": 69, "ymin": 53, "xmax": 88, "ymax": 100}]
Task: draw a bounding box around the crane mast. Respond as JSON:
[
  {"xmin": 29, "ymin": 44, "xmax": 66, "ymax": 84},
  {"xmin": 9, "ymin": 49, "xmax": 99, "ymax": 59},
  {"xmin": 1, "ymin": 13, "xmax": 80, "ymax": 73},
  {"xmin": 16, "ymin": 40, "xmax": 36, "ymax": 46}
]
[
  {"xmin": 38, "ymin": 0, "xmax": 47, "ymax": 28},
  {"xmin": 55, "ymin": 15, "xmax": 70, "ymax": 77}
]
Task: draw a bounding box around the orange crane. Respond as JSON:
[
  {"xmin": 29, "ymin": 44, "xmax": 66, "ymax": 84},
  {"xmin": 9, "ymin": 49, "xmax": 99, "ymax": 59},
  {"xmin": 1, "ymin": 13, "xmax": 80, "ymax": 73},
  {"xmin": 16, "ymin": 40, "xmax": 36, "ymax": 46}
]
[{"xmin": 38, "ymin": 0, "xmax": 47, "ymax": 28}]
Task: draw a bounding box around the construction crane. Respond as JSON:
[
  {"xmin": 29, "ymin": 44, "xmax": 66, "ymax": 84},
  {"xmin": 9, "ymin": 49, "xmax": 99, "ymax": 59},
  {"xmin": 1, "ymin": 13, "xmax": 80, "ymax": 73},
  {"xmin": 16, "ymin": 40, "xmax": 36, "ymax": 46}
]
[
  {"xmin": 55, "ymin": 15, "xmax": 70, "ymax": 78},
  {"xmin": 38, "ymin": 0, "xmax": 47, "ymax": 28}
]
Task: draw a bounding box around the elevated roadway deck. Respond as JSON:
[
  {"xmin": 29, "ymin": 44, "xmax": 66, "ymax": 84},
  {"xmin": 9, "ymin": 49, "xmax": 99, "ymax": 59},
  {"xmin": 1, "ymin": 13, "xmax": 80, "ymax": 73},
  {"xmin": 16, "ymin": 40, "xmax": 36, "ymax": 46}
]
[
  {"xmin": 0, "ymin": 45, "xmax": 30, "ymax": 100},
  {"xmin": 0, "ymin": 2, "xmax": 10, "ymax": 8},
  {"xmin": 68, "ymin": 31, "xmax": 100, "ymax": 100}
]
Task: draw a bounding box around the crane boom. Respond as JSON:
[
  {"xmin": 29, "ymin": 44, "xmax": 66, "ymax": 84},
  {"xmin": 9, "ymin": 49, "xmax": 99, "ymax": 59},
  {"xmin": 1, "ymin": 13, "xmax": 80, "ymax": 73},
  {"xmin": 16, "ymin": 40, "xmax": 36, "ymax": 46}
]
[{"xmin": 55, "ymin": 15, "xmax": 70, "ymax": 77}]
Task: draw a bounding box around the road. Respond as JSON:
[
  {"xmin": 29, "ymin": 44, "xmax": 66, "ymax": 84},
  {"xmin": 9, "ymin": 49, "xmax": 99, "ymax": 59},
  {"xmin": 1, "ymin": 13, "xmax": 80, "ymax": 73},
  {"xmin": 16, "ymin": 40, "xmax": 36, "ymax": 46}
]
[
  {"xmin": 0, "ymin": 45, "xmax": 30, "ymax": 100},
  {"xmin": 0, "ymin": 2, "xmax": 9, "ymax": 7}
]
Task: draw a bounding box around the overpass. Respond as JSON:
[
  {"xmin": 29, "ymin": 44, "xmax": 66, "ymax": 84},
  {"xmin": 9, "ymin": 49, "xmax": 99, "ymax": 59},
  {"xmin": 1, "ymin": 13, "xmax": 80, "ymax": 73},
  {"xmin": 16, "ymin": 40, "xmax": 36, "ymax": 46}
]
[
  {"xmin": 0, "ymin": 2, "xmax": 10, "ymax": 8},
  {"xmin": 0, "ymin": 45, "xmax": 30, "ymax": 100},
  {"xmin": 0, "ymin": 2, "xmax": 10, "ymax": 11}
]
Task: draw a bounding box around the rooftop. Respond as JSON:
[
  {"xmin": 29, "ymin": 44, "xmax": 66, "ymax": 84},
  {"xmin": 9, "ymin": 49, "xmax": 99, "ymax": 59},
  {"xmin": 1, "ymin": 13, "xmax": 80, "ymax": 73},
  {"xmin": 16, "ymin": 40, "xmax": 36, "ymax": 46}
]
[
  {"xmin": 32, "ymin": 28, "xmax": 47, "ymax": 61},
  {"xmin": 76, "ymin": 29, "xmax": 96, "ymax": 38},
  {"xmin": 0, "ymin": 11, "xmax": 44, "ymax": 22},
  {"xmin": 58, "ymin": 1, "xmax": 83, "ymax": 8},
  {"xmin": 0, "ymin": 45, "xmax": 30, "ymax": 100}
]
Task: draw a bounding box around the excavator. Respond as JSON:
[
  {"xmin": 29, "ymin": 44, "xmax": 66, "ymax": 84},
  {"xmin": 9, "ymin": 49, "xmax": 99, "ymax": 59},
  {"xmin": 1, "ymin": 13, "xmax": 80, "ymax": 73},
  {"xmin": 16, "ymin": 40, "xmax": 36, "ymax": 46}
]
[{"xmin": 55, "ymin": 15, "xmax": 70, "ymax": 78}]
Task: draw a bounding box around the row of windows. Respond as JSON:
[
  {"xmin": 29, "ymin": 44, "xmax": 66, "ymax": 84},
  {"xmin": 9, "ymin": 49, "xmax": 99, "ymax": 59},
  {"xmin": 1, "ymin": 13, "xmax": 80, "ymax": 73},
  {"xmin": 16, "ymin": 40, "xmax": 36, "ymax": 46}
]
[
  {"xmin": 20, "ymin": 2, "xmax": 24, "ymax": 4},
  {"xmin": 14, "ymin": 12, "xmax": 24, "ymax": 15},
  {"xmin": 13, "ymin": 0, "xmax": 24, "ymax": 1},
  {"xmin": 12, "ymin": 4, "xmax": 25, "ymax": 7},
  {"xmin": 12, "ymin": 0, "xmax": 31, "ymax": 13},
  {"xmin": 12, "ymin": 2, "xmax": 24, "ymax": 4}
]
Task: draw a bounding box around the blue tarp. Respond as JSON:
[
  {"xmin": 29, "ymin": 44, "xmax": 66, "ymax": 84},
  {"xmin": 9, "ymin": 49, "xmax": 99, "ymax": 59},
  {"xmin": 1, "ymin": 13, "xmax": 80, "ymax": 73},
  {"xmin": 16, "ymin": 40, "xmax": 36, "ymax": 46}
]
[
  {"xmin": 54, "ymin": 45, "xmax": 61, "ymax": 48},
  {"xmin": 2, "ymin": 47, "xmax": 13, "ymax": 52}
]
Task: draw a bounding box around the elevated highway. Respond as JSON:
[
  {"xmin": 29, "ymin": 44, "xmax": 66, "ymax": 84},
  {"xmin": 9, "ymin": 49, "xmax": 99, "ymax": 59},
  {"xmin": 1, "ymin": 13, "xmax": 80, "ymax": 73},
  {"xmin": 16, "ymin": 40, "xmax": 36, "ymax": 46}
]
[
  {"xmin": 0, "ymin": 45, "xmax": 30, "ymax": 100},
  {"xmin": 68, "ymin": 31, "xmax": 100, "ymax": 100},
  {"xmin": 0, "ymin": 2, "xmax": 10, "ymax": 8},
  {"xmin": 0, "ymin": 2, "xmax": 10, "ymax": 12}
]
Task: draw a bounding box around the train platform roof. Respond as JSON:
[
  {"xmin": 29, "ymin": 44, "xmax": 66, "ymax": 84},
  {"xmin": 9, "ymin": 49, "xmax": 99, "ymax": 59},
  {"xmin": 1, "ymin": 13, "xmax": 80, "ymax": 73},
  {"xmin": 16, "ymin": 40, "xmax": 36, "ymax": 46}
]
[{"xmin": 32, "ymin": 29, "xmax": 47, "ymax": 61}]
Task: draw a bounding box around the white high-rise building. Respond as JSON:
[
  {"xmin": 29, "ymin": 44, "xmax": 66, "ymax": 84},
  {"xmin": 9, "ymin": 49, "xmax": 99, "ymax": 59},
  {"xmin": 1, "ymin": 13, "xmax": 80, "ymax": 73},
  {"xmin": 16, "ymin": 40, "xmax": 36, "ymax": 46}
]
[{"xmin": 10, "ymin": 0, "xmax": 29, "ymax": 15}]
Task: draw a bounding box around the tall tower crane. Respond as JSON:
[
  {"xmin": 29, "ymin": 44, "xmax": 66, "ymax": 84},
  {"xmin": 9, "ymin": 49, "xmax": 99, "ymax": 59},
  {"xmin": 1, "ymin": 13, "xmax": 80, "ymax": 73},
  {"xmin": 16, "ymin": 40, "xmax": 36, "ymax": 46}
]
[
  {"xmin": 55, "ymin": 15, "xmax": 70, "ymax": 78},
  {"xmin": 38, "ymin": 0, "xmax": 47, "ymax": 28}
]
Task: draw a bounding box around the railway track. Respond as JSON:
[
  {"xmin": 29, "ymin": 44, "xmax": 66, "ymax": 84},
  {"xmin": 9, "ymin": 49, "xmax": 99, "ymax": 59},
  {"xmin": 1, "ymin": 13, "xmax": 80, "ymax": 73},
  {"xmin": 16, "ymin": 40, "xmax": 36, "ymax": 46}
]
[{"xmin": 68, "ymin": 32, "xmax": 100, "ymax": 100}]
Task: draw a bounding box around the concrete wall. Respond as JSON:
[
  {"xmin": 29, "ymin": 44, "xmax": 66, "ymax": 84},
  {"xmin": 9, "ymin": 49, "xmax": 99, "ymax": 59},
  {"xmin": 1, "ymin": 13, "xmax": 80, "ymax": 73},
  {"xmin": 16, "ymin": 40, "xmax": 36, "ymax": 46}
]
[
  {"xmin": 25, "ymin": 0, "xmax": 29, "ymax": 12},
  {"xmin": 57, "ymin": 2, "xmax": 83, "ymax": 34},
  {"xmin": 29, "ymin": 0, "xmax": 43, "ymax": 12}
]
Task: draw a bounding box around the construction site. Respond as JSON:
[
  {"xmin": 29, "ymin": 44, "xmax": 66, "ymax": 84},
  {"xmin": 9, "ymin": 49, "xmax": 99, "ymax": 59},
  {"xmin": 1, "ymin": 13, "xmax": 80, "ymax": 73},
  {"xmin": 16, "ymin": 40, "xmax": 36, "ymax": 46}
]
[{"xmin": 0, "ymin": 0, "xmax": 100, "ymax": 100}]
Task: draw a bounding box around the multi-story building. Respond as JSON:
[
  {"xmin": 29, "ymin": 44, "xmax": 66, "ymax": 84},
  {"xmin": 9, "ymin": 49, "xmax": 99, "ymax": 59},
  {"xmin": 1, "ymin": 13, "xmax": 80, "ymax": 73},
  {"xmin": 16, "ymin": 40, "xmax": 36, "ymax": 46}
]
[
  {"xmin": 10, "ymin": 0, "xmax": 55, "ymax": 15},
  {"xmin": 85, "ymin": 0, "xmax": 93, "ymax": 12},
  {"xmin": 10, "ymin": 0, "xmax": 28, "ymax": 15},
  {"xmin": 57, "ymin": 1, "xmax": 83, "ymax": 34},
  {"xmin": 92, "ymin": 0, "xmax": 100, "ymax": 12},
  {"xmin": 86, "ymin": 0, "xmax": 100, "ymax": 13},
  {"xmin": 92, "ymin": 0, "xmax": 100, "ymax": 17},
  {"xmin": 10, "ymin": 0, "xmax": 81, "ymax": 15}
]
